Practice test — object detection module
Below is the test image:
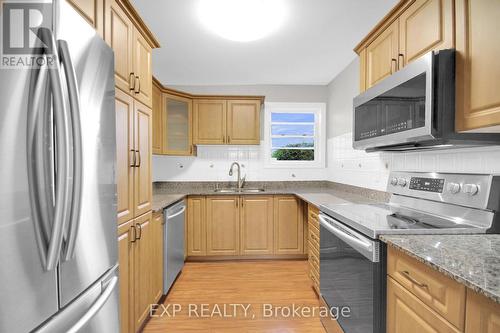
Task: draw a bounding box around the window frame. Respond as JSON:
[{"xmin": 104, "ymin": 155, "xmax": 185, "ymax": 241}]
[{"xmin": 264, "ymin": 102, "xmax": 326, "ymax": 169}]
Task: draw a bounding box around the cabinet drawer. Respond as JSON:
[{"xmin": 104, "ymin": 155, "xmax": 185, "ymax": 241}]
[
  {"xmin": 308, "ymin": 204, "xmax": 319, "ymax": 229},
  {"xmin": 309, "ymin": 221, "xmax": 319, "ymax": 237},
  {"xmin": 387, "ymin": 247, "xmax": 466, "ymax": 330},
  {"xmin": 309, "ymin": 227, "xmax": 320, "ymax": 250},
  {"xmin": 387, "ymin": 277, "xmax": 461, "ymax": 333},
  {"xmin": 309, "ymin": 249, "xmax": 320, "ymax": 272}
]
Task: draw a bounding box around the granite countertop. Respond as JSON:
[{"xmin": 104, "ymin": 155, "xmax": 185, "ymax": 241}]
[
  {"xmin": 380, "ymin": 234, "xmax": 500, "ymax": 304},
  {"xmin": 151, "ymin": 181, "xmax": 388, "ymax": 212}
]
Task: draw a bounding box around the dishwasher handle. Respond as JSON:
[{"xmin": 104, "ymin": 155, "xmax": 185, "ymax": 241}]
[{"xmin": 166, "ymin": 205, "xmax": 186, "ymax": 220}]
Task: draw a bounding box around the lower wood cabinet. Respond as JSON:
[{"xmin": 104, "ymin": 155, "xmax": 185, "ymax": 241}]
[
  {"xmin": 186, "ymin": 194, "xmax": 303, "ymax": 257},
  {"xmin": 240, "ymin": 196, "xmax": 274, "ymax": 255},
  {"xmin": 274, "ymin": 195, "xmax": 304, "ymax": 255},
  {"xmin": 118, "ymin": 211, "xmax": 162, "ymax": 333},
  {"xmin": 465, "ymin": 289, "xmax": 500, "ymax": 333},
  {"xmin": 307, "ymin": 204, "xmax": 320, "ymax": 293},
  {"xmin": 206, "ymin": 196, "xmax": 240, "ymax": 255}
]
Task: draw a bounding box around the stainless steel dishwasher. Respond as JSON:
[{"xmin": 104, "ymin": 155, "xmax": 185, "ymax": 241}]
[{"xmin": 163, "ymin": 200, "xmax": 186, "ymax": 294}]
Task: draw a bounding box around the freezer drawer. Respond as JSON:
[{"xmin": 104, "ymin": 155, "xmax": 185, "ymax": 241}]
[{"xmin": 35, "ymin": 265, "xmax": 119, "ymax": 333}]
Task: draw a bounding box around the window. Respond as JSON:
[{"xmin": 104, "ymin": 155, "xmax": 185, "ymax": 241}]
[{"xmin": 264, "ymin": 103, "xmax": 326, "ymax": 168}]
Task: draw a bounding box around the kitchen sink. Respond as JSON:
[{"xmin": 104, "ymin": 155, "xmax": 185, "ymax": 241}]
[{"xmin": 213, "ymin": 188, "xmax": 265, "ymax": 193}]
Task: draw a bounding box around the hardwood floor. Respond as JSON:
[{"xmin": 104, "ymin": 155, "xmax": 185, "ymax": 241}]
[{"xmin": 143, "ymin": 260, "xmax": 326, "ymax": 332}]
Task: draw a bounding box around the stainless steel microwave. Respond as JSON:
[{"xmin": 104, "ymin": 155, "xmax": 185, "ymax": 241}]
[{"xmin": 352, "ymin": 49, "xmax": 500, "ymax": 151}]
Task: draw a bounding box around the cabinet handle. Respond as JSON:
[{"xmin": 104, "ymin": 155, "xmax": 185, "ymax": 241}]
[
  {"xmin": 391, "ymin": 58, "xmax": 397, "ymax": 74},
  {"xmin": 130, "ymin": 225, "xmax": 137, "ymax": 243},
  {"xmin": 134, "ymin": 76, "xmax": 140, "ymax": 94},
  {"xmin": 222, "ymin": 135, "xmax": 225, "ymax": 144},
  {"xmin": 227, "ymin": 135, "xmax": 230, "ymax": 143},
  {"xmin": 235, "ymin": 199, "xmax": 238, "ymax": 208},
  {"xmin": 400, "ymin": 270, "xmax": 428, "ymax": 289},
  {"xmin": 130, "ymin": 149, "xmax": 136, "ymax": 167},
  {"xmin": 241, "ymin": 198, "xmax": 244, "ymax": 207},
  {"xmin": 136, "ymin": 149, "xmax": 141, "ymax": 167},
  {"xmin": 136, "ymin": 223, "xmax": 142, "ymax": 240},
  {"xmin": 129, "ymin": 72, "xmax": 135, "ymax": 91},
  {"xmin": 398, "ymin": 53, "xmax": 404, "ymax": 70}
]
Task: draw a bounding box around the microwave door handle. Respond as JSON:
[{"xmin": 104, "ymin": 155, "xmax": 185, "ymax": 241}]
[
  {"xmin": 58, "ymin": 39, "xmax": 83, "ymax": 262},
  {"xmin": 36, "ymin": 27, "xmax": 73, "ymax": 271}
]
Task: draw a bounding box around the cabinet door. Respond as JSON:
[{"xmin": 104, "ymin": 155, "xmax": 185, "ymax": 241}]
[
  {"xmin": 240, "ymin": 196, "xmax": 273, "ymax": 255},
  {"xmin": 152, "ymin": 82, "xmax": 163, "ymax": 154},
  {"xmin": 187, "ymin": 196, "xmax": 206, "ymax": 256},
  {"xmin": 399, "ymin": 0, "xmax": 454, "ymax": 67},
  {"xmin": 117, "ymin": 221, "xmax": 134, "ymax": 333},
  {"xmin": 66, "ymin": 0, "xmax": 103, "ymax": 35},
  {"xmin": 133, "ymin": 212, "xmax": 152, "ymax": 331},
  {"xmin": 164, "ymin": 94, "xmax": 193, "ymax": 155},
  {"xmin": 465, "ymin": 290, "xmax": 500, "ymax": 333},
  {"xmin": 133, "ymin": 100, "xmax": 152, "ymax": 217},
  {"xmin": 387, "ymin": 277, "xmax": 461, "ymax": 333},
  {"xmin": 115, "ymin": 89, "xmax": 135, "ymax": 225},
  {"xmin": 365, "ymin": 20, "xmax": 399, "ymax": 89},
  {"xmin": 132, "ymin": 29, "xmax": 153, "ymax": 108},
  {"xmin": 274, "ymin": 195, "xmax": 303, "ymax": 255},
  {"xmin": 151, "ymin": 212, "xmax": 164, "ymax": 304},
  {"xmin": 455, "ymin": 0, "xmax": 500, "ymax": 131},
  {"xmin": 104, "ymin": 0, "xmax": 134, "ymax": 94},
  {"xmin": 227, "ymin": 100, "xmax": 261, "ymax": 144},
  {"xmin": 206, "ymin": 196, "xmax": 239, "ymax": 256},
  {"xmin": 193, "ymin": 100, "xmax": 226, "ymax": 144}
]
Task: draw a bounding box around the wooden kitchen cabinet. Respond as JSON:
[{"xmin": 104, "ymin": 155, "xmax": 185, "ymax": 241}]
[
  {"xmin": 163, "ymin": 93, "xmax": 193, "ymax": 155},
  {"xmin": 274, "ymin": 195, "xmax": 304, "ymax": 255},
  {"xmin": 365, "ymin": 20, "xmax": 399, "ymax": 89},
  {"xmin": 117, "ymin": 220, "xmax": 134, "ymax": 333},
  {"xmin": 307, "ymin": 204, "xmax": 320, "ymax": 294},
  {"xmin": 239, "ymin": 196, "xmax": 274, "ymax": 255},
  {"xmin": 133, "ymin": 211, "xmax": 152, "ymax": 331},
  {"xmin": 387, "ymin": 277, "xmax": 461, "ymax": 333},
  {"xmin": 133, "ymin": 100, "xmax": 152, "ymax": 217},
  {"xmin": 227, "ymin": 100, "xmax": 261, "ymax": 144},
  {"xmin": 115, "ymin": 89, "xmax": 135, "ymax": 225},
  {"xmin": 151, "ymin": 212, "xmax": 164, "ymax": 304},
  {"xmin": 206, "ymin": 196, "xmax": 240, "ymax": 255},
  {"xmin": 187, "ymin": 196, "xmax": 206, "ymax": 256},
  {"xmin": 398, "ymin": 0, "xmax": 453, "ymax": 67},
  {"xmin": 455, "ymin": 0, "xmax": 500, "ymax": 131},
  {"xmin": 67, "ymin": 0, "xmax": 103, "ymax": 35},
  {"xmin": 465, "ymin": 289, "xmax": 500, "ymax": 333},
  {"xmin": 152, "ymin": 80, "xmax": 163, "ymax": 154},
  {"xmin": 132, "ymin": 30, "xmax": 153, "ymax": 107},
  {"xmin": 193, "ymin": 100, "xmax": 227, "ymax": 144}
]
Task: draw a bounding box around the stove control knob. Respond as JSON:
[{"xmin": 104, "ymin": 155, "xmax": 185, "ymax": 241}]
[
  {"xmin": 447, "ymin": 182, "xmax": 461, "ymax": 194},
  {"xmin": 390, "ymin": 177, "xmax": 398, "ymax": 186},
  {"xmin": 463, "ymin": 184, "xmax": 479, "ymax": 196},
  {"xmin": 397, "ymin": 178, "xmax": 407, "ymax": 187}
]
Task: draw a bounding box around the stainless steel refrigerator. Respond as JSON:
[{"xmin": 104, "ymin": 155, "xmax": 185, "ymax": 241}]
[{"xmin": 0, "ymin": 0, "xmax": 119, "ymax": 332}]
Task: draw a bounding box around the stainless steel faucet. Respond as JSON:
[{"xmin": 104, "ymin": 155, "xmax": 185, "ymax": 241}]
[{"xmin": 229, "ymin": 162, "xmax": 246, "ymax": 189}]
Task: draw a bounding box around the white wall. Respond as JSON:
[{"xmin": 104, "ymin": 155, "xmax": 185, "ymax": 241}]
[
  {"xmin": 153, "ymin": 85, "xmax": 329, "ymax": 182},
  {"xmin": 326, "ymin": 59, "xmax": 500, "ymax": 191}
]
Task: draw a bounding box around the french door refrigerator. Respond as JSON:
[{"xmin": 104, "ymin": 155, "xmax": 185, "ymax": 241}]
[{"xmin": 0, "ymin": 0, "xmax": 119, "ymax": 332}]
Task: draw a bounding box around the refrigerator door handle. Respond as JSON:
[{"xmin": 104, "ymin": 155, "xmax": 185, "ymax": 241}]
[
  {"xmin": 58, "ymin": 39, "xmax": 83, "ymax": 262},
  {"xmin": 66, "ymin": 276, "xmax": 118, "ymax": 333},
  {"xmin": 35, "ymin": 28, "xmax": 73, "ymax": 271}
]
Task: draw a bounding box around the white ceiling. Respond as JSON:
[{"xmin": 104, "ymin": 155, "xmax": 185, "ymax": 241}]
[{"xmin": 131, "ymin": 0, "xmax": 398, "ymax": 86}]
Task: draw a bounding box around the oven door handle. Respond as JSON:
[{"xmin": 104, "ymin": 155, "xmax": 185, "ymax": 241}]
[{"xmin": 319, "ymin": 214, "xmax": 379, "ymax": 262}]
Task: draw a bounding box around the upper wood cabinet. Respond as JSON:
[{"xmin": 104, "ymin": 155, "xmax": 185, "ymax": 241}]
[
  {"xmin": 357, "ymin": 0, "xmax": 454, "ymax": 91},
  {"xmin": 163, "ymin": 94, "xmax": 193, "ymax": 155},
  {"xmin": 193, "ymin": 100, "xmax": 227, "ymax": 145},
  {"xmin": 206, "ymin": 196, "xmax": 240, "ymax": 256},
  {"xmin": 465, "ymin": 289, "xmax": 500, "ymax": 333},
  {"xmin": 240, "ymin": 196, "xmax": 274, "ymax": 255},
  {"xmin": 132, "ymin": 30, "xmax": 153, "ymax": 107},
  {"xmin": 274, "ymin": 195, "xmax": 303, "ymax": 255},
  {"xmin": 152, "ymin": 81, "xmax": 163, "ymax": 154},
  {"xmin": 398, "ymin": 0, "xmax": 454, "ymax": 67},
  {"xmin": 365, "ymin": 20, "xmax": 399, "ymax": 89},
  {"xmin": 67, "ymin": 0, "xmax": 103, "ymax": 35},
  {"xmin": 227, "ymin": 100, "xmax": 261, "ymax": 144},
  {"xmin": 133, "ymin": 99, "xmax": 152, "ymax": 217},
  {"xmin": 187, "ymin": 196, "xmax": 206, "ymax": 256},
  {"xmin": 455, "ymin": 0, "xmax": 500, "ymax": 131}
]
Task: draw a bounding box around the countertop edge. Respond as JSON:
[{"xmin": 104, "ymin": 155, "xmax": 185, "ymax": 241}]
[{"xmin": 380, "ymin": 236, "xmax": 500, "ymax": 305}]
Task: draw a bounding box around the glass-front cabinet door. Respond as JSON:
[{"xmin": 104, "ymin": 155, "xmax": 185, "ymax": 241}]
[{"xmin": 163, "ymin": 93, "xmax": 193, "ymax": 155}]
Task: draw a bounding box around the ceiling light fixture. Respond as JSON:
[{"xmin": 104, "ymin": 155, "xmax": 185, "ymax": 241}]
[{"xmin": 197, "ymin": 0, "xmax": 287, "ymax": 42}]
